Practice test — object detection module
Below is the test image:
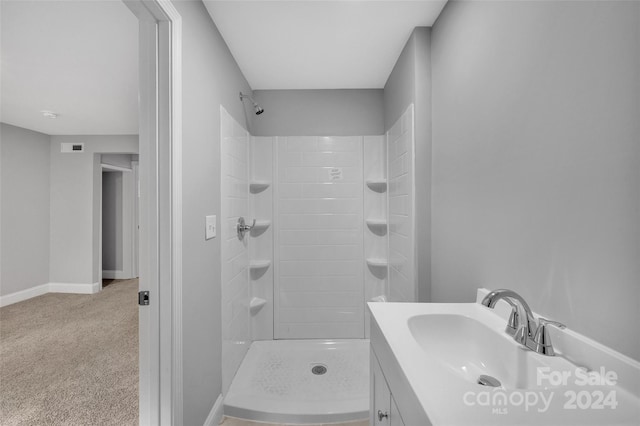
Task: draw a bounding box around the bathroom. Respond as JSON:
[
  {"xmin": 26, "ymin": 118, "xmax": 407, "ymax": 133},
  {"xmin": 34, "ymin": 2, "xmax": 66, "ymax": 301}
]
[{"xmin": 172, "ymin": 0, "xmax": 639, "ymax": 425}]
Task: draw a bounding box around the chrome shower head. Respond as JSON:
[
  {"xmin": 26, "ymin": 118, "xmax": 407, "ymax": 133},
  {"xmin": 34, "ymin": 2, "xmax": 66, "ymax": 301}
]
[{"xmin": 239, "ymin": 92, "xmax": 265, "ymax": 115}]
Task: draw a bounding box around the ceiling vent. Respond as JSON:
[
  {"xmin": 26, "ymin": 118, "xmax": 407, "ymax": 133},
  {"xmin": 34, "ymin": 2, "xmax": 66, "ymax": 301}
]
[{"xmin": 61, "ymin": 143, "xmax": 85, "ymax": 153}]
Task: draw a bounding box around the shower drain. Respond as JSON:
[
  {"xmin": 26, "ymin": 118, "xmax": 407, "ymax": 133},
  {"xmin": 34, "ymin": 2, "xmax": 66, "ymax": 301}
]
[{"xmin": 311, "ymin": 364, "xmax": 327, "ymax": 375}]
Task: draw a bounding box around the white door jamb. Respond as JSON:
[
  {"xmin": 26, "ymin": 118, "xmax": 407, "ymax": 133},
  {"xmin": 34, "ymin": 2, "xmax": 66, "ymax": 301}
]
[{"xmin": 123, "ymin": 1, "xmax": 182, "ymax": 425}]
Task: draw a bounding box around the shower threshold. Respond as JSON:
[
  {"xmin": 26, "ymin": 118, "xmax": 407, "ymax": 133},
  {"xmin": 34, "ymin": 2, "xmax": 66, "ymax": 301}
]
[{"xmin": 224, "ymin": 339, "xmax": 370, "ymax": 424}]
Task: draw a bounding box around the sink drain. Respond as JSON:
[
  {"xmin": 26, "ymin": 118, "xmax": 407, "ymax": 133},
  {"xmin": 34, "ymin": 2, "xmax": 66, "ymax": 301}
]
[
  {"xmin": 311, "ymin": 364, "xmax": 327, "ymax": 375},
  {"xmin": 477, "ymin": 375, "xmax": 501, "ymax": 387}
]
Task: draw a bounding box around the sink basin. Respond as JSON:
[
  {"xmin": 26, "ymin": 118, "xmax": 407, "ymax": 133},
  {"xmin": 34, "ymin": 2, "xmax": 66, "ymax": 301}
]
[
  {"xmin": 369, "ymin": 298, "xmax": 640, "ymax": 425},
  {"xmin": 407, "ymin": 314, "xmax": 573, "ymax": 390}
]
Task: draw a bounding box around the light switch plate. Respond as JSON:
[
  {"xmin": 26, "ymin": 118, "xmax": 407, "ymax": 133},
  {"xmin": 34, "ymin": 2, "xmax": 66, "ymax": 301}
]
[{"xmin": 205, "ymin": 215, "xmax": 216, "ymax": 240}]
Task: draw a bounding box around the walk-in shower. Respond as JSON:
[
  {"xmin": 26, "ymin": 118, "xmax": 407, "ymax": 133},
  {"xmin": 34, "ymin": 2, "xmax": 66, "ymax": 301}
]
[{"xmin": 219, "ymin": 104, "xmax": 416, "ymax": 423}]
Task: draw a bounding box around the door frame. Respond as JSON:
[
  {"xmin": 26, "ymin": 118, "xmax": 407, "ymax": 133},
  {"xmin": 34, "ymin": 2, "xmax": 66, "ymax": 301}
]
[
  {"xmin": 100, "ymin": 164, "xmax": 134, "ymax": 282},
  {"xmin": 132, "ymin": 160, "xmax": 140, "ymax": 279},
  {"xmin": 123, "ymin": 0, "xmax": 183, "ymax": 424}
]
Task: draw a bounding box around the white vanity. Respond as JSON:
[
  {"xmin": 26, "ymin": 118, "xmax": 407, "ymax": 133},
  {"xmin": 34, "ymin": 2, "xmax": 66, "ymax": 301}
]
[{"xmin": 368, "ymin": 290, "xmax": 640, "ymax": 425}]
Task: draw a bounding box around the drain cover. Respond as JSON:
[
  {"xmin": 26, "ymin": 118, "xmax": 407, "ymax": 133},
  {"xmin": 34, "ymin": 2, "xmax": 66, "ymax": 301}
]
[
  {"xmin": 311, "ymin": 364, "xmax": 327, "ymax": 375},
  {"xmin": 477, "ymin": 375, "xmax": 501, "ymax": 387}
]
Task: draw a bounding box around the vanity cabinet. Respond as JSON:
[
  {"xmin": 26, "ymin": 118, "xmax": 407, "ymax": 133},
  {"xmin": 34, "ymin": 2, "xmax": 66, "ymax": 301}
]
[{"xmin": 370, "ymin": 349, "xmax": 406, "ymax": 426}]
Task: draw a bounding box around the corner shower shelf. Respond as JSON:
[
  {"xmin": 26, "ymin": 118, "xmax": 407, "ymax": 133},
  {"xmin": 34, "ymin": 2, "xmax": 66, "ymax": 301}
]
[
  {"xmin": 251, "ymin": 220, "xmax": 271, "ymax": 232},
  {"xmin": 249, "ymin": 297, "xmax": 267, "ymax": 315},
  {"xmin": 249, "ymin": 260, "xmax": 271, "ymax": 271},
  {"xmin": 366, "ymin": 258, "xmax": 388, "ymax": 268},
  {"xmin": 366, "ymin": 218, "xmax": 387, "ymax": 231},
  {"xmin": 250, "ymin": 180, "xmax": 271, "ymax": 194},
  {"xmin": 366, "ymin": 179, "xmax": 387, "ymax": 193}
]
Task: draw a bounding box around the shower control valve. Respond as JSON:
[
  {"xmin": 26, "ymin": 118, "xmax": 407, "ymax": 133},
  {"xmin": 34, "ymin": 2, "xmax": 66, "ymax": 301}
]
[{"xmin": 236, "ymin": 217, "xmax": 255, "ymax": 239}]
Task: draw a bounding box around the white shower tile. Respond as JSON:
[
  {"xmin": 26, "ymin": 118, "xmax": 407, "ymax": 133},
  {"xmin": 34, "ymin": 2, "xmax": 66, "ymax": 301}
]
[
  {"xmin": 280, "ymin": 291, "xmax": 361, "ymax": 308},
  {"xmin": 279, "ymin": 276, "xmax": 361, "ymax": 293},
  {"xmin": 283, "ymin": 167, "xmax": 318, "ymax": 183},
  {"xmin": 279, "ymin": 198, "xmax": 360, "ymax": 215},
  {"xmin": 278, "ymin": 151, "xmax": 304, "ymax": 164},
  {"xmin": 300, "ymin": 183, "xmax": 361, "ymax": 198},
  {"xmin": 279, "ymin": 183, "xmax": 303, "ymax": 198},
  {"xmin": 388, "ymin": 154, "xmax": 408, "ymax": 178},
  {"xmin": 281, "ymin": 323, "xmax": 363, "ymax": 339},
  {"xmin": 316, "ymin": 229, "xmax": 361, "ymax": 245},
  {"xmin": 389, "ymin": 213, "xmax": 411, "ymax": 236},
  {"xmin": 275, "ymin": 133, "xmax": 364, "ymax": 339},
  {"xmin": 389, "ymin": 194, "xmax": 409, "ymax": 215},
  {"xmin": 279, "ymin": 214, "xmax": 360, "ymax": 230},
  {"xmin": 279, "ymin": 229, "xmax": 318, "ymax": 245},
  {"xmin": 279, "ymin": 244, "xmax": 361, "ymax": 261},
  {"xmin": 278, "ymin": 307, "xmax": 361, "ymax": 324},
  {"xmin": 302, "ymin": 151, "xmax": 361, "ymax": 167},
  {"xmin": 318, "ymin": 136, "xmax": 362, "ymax": 152},
  {"xmin": 285, "ymin": 136, "xmax": 318, "ymax": 152},
  {"xmin": 279, "ymin": 260, "xmax": 360, "ymax": 277}
]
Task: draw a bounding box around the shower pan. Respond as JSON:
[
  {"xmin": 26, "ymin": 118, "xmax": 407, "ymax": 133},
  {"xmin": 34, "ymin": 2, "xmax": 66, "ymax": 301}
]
[{"xmin": 224, "ymin": 340, "xmax": 369, "ymax": 424}]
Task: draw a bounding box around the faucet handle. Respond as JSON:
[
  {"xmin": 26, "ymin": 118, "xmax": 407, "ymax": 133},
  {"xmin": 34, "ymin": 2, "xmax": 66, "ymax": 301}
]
[
  {"xmin": 531, "ymin": 318, "xmax": 566, "ymax": 356},
  {"xmin": 538, "ymin": 318, "xmax": 566, "ymax": 330},
  {"xmin": 505, "ymin": 307, "xmax": 519, "ymax": 336}
]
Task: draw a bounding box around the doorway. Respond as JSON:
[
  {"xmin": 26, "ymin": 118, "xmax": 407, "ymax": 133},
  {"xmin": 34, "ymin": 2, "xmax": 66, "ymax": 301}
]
[{"xmin": 101, "ymin": 158, "xmax": 139, "ymax": 285}]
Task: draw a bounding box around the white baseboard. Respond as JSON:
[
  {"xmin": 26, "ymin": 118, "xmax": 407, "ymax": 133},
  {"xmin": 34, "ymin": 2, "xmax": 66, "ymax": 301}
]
[
  {"xmin": 203, "ymin": 394, "xmax": 224, "ymax": 426},
  {"xmin": 0, "ymin": 281, "xmax": 101, "ymax": 307},
  {"xmin": 102, "ymin": 270, "xmax": 131, "ymax": 280},
  {"xmin": 0, "ymin": 283, "xmax": 50, "ymax": 308},
  {"xmin": 49, "ymin": 282, "xmax": 101, "ymax": 294}
]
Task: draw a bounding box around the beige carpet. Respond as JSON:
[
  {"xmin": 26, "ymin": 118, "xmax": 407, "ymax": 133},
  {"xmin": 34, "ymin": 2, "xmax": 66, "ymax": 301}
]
[{"xmin": 0, "ymin": 279, "xmax": 138, "ymax": 425}]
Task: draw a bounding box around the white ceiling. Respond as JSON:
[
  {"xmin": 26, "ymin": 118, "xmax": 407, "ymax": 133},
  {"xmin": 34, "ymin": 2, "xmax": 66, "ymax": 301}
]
[
  {"xmin": 204, "ymin": 0, "xmax": 448, "ymax": 90},
  {"xmin": 1, "ymin": 1, "xmax": 447, "ymax": 136},
  {"xmin": 1, "ymin": 0, "xmax": 138, "ymax": 135}
]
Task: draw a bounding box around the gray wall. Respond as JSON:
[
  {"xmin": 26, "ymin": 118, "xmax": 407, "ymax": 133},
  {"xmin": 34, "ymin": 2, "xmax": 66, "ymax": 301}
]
[
  {"xmin": 49, "ymin": 135, "xmax": 138, "ymax": 285},
  {"xmin": 251, "ymin": 89, "xmax": 384, "ymax": 136},
  {"xmin": 102, "ymin": 171, "xmax": 123, "ymax": 271},
  {"xmin": 171, "ymin": 1, "xmax": 253, "ymax": 424},
  {"xmin": 383, "ymin": 27, "xmax": 432, "ymax": 302},
  {"xmin": 431, "ymin": 0, "xmax": 640, "ymax": 360},
  {"xmin": 0, "ymin": 123, "xmax": 51, "ymax": 296}
]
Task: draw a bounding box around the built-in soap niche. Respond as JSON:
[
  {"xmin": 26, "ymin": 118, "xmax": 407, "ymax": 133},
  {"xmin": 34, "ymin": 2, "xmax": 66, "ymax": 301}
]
[
  {"xmin": 366, "ymin": 218, "xmax": 387, "ymax": 236},
  {"xmin": 366, "ymin": 179, "xmax": 387, "ymax": 193},
  {"xmin": 249, "ymin": 219, "xmax": 270, "ymax": 237},
  {"xmin": 249, "ymin": 180, "xmax": 270, "ymax": 194},
  {"xmin": 249, "ymin": 260, "xmax": 271, "ymax": 280}
]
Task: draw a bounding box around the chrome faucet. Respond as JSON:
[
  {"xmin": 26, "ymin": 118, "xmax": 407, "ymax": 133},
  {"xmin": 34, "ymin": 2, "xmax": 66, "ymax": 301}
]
[{"xmin": 481, "ymin": 289, "xmax": 566, "ymax": 356}]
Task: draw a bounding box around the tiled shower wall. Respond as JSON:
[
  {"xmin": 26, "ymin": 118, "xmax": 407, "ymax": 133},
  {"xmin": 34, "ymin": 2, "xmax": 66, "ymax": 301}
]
[
  {"xmin": 387, "ymin": 104, "xmax": 416, "ymax": 302},
  {"xmin": 274, "ymin": 136, "xmax": 365, "ymax": 339},
  {"xmin": 220, "ymin": 107, "xmax": 250, "ymax": 394}
]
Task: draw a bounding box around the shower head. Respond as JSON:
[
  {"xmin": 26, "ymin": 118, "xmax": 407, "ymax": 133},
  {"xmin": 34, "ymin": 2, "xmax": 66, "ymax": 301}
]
[{"xmin": 239, "ymin": 92, "xmax": 264, "ymax": 115}]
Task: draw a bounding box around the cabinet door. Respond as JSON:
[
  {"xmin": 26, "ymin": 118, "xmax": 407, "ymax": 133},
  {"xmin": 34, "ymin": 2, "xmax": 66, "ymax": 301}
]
[
  {"xmin": 371, "ymin": 350, "xmax": 391, "ymax": 426},
  {"xmin": 390, "ymin": 395, "xmax": 406, "ymax": 426}
]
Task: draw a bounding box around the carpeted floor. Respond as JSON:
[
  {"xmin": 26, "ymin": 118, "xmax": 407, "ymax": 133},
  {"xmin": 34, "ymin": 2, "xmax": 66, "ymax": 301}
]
[{"xmin": 0, "ymin": 279, "xmax": 138, "ymax": 426}]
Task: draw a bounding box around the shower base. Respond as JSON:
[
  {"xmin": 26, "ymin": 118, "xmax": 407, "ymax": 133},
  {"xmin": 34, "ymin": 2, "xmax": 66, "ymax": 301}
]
[{"xmin": 224, "ymin": 339, "xmax": 370, "ymax": 424}]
